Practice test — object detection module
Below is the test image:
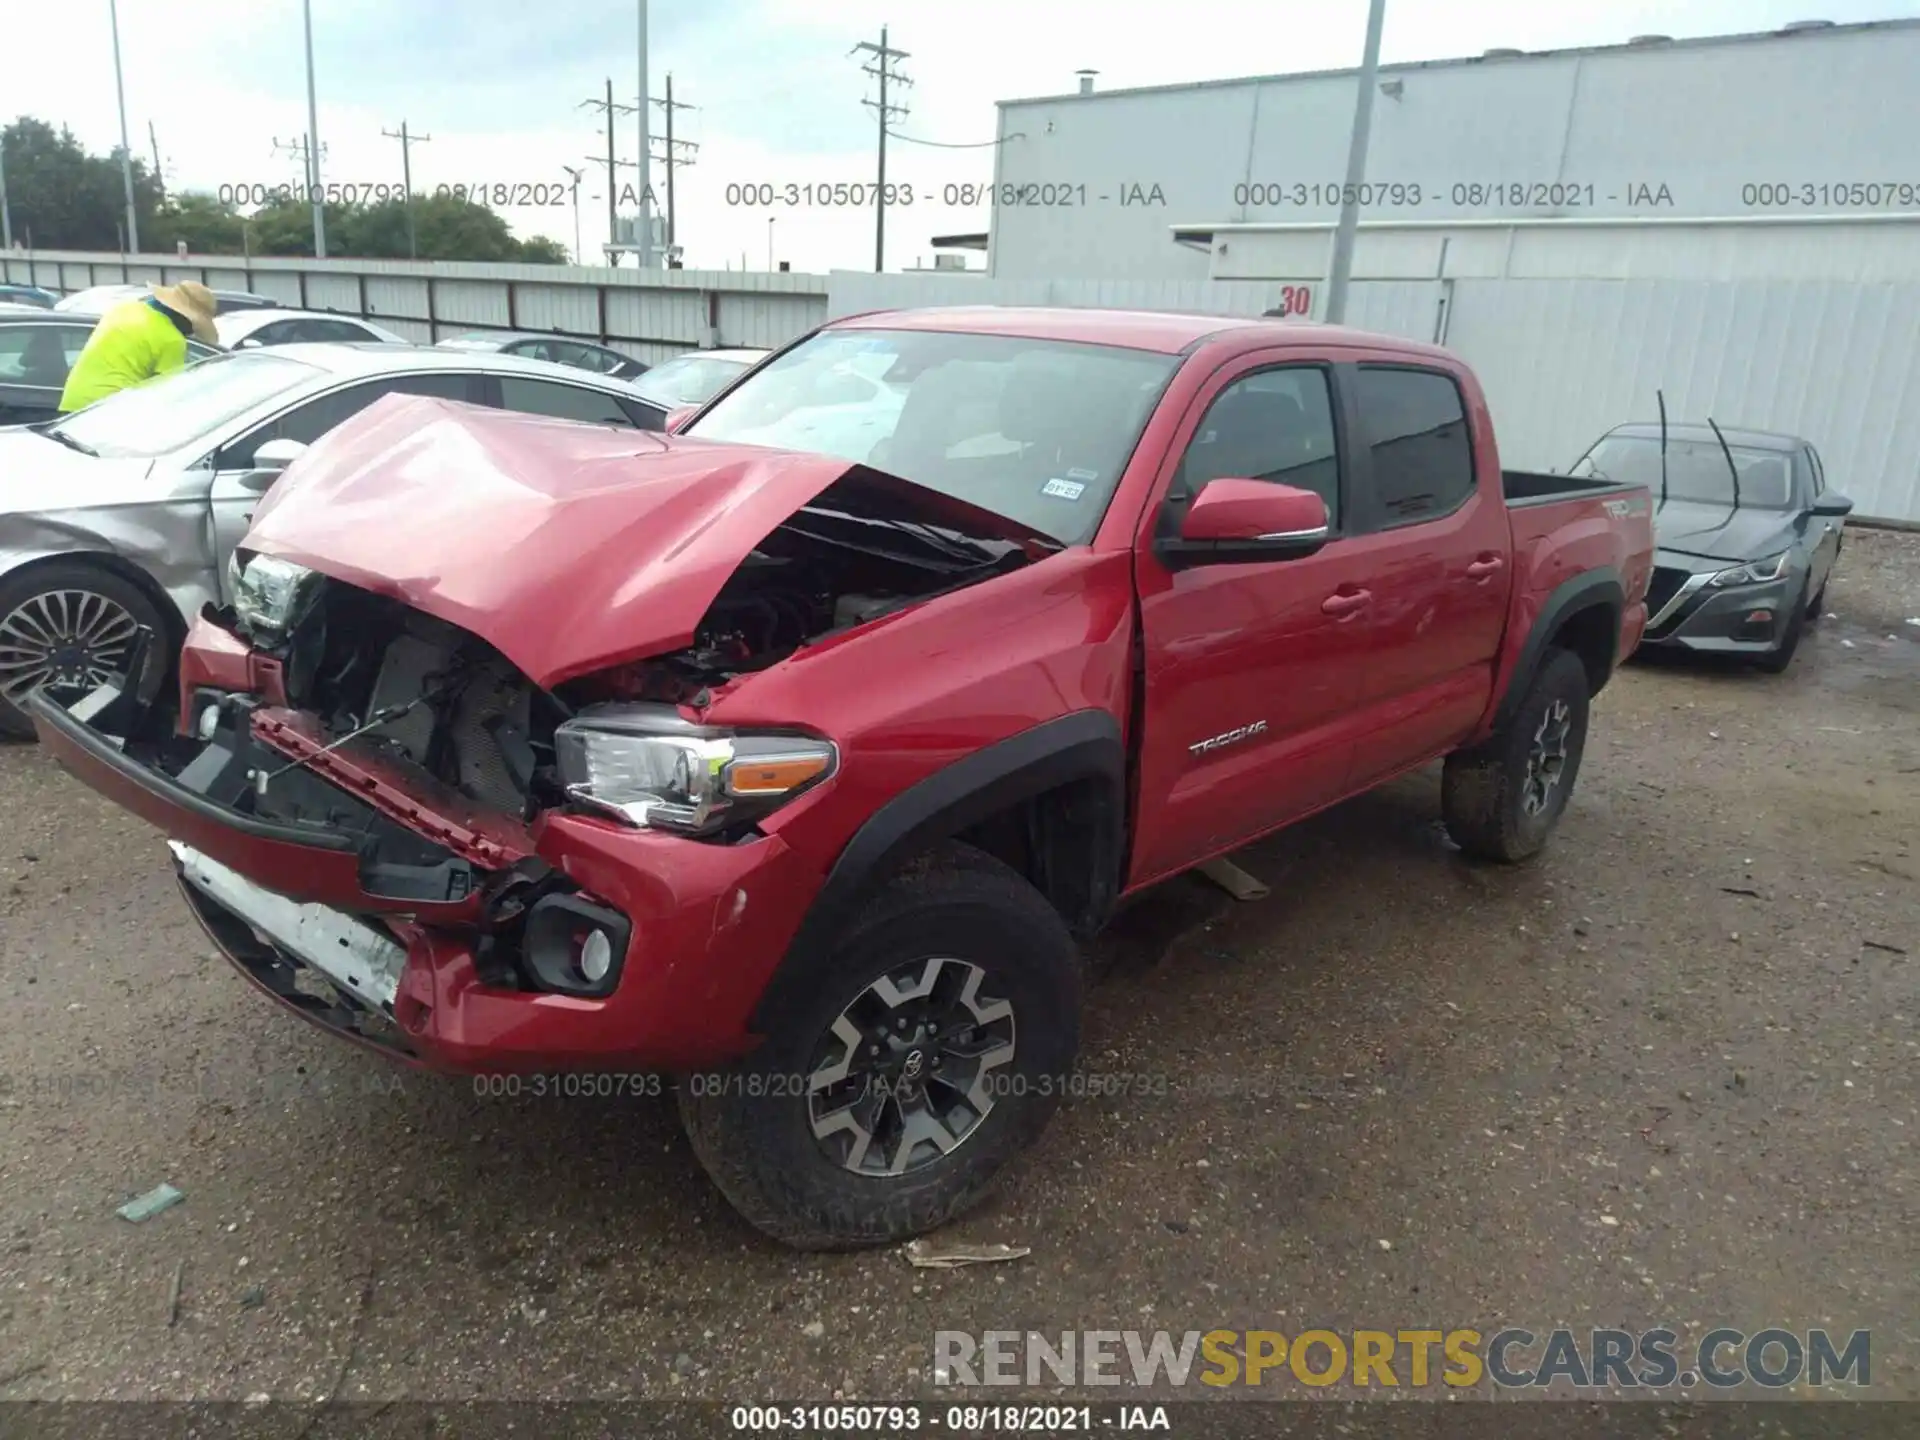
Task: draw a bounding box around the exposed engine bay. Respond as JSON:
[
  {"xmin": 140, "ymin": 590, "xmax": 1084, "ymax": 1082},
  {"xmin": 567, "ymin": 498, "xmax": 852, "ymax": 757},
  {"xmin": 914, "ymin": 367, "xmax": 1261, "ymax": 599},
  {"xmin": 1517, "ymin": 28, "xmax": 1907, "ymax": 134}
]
[{"xmin": 241, "ymin": 478, "xmax": 1042, "ymax": 824}]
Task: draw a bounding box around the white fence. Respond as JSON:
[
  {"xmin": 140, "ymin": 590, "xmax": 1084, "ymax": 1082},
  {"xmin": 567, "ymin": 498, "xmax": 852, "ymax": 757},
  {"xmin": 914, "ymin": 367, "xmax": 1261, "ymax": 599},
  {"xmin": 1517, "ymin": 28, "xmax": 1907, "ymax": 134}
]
[
  {"xmin": 0, "ymin": 250, "xmax": 830, "ymax": 368},
  {"xmin": 10, "ymin": 251, "xmax": 1915, "ymax": 522}
]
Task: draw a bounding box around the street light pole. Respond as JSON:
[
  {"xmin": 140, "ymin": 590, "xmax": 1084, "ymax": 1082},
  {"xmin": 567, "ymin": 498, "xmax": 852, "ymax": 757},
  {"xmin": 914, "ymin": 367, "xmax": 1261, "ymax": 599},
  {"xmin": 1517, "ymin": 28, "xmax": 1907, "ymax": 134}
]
[
  {"xmin": 636, "ymin": 0, "xmax": 653, "ymax": 268},
  {"xmin": 767, "ymin": 216, "xmax": 775, "ymax": 270},
  {"xmin": 562, "ymin": 166, "xmax": 585, "ymax": 265},
  {"xmin": 302, "ymin": 0, "xmax": 328, "ymax": 258},
  {"xmin": 108, "ymin": 0, "xmax": 140, "ymax": 254},
  {"xmin": 1322, "ymin": 0, "xmax": 1387, "ymax": 324}
]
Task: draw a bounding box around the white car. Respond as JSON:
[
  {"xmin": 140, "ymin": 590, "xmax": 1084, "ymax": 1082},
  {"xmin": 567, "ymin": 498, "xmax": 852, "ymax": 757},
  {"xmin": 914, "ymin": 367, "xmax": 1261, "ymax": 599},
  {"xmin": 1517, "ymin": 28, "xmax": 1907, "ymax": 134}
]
[
  {"xmin": 631, "ymin": 347, "xmax": 769, "ymax": 408},
  {"xmin": 216, "ymin": 308, "xmax": 411, "ymax": 350}
]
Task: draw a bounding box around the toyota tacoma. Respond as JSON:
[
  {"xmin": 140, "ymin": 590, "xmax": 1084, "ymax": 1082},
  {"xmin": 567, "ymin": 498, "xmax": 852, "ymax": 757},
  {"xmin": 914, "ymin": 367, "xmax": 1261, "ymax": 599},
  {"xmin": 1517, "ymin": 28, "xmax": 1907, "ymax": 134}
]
[{"xmin": 32, "ymin": 308, "xmax": 1654, "ymax": 1249}]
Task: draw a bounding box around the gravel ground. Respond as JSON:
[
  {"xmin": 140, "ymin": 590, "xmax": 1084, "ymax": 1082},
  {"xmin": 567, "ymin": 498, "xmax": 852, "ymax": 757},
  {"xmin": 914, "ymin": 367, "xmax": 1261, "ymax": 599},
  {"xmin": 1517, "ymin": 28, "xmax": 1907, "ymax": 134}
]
[{"xmin": 0, "ymin": 531, "xmax": 1914, "ymax": 1410}]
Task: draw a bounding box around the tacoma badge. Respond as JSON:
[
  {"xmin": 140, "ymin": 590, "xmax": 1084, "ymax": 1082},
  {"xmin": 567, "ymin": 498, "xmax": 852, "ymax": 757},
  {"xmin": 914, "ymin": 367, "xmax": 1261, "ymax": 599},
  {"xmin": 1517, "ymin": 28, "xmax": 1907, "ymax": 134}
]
[{"xmin": 1189, "ymin": 720, "xmax": 1268, "ymax": 756}]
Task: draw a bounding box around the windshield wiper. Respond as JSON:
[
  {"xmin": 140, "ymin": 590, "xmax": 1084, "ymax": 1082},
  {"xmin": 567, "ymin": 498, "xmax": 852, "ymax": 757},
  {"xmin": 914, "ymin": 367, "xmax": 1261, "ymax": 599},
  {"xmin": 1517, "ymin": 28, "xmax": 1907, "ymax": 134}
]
[
  {"xmin": 39, "ymin": 428, "xmax": 98, "ymax": 457},
  {"xmin": 1706, "ymin": 416, "xmax": 1741, "ymax": 512}
]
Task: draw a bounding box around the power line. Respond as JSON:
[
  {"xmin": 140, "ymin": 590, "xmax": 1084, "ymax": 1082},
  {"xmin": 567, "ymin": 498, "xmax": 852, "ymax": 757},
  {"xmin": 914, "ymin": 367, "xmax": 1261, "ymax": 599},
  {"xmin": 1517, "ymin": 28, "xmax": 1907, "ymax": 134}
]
[
  {"xmin": 650, "ymin": 73, "xmax": 697, "ymax": 258},
  {"xmin": 852, "ymin": 25, "xmax": 911, "ymax": 273},
  {"xmin": 270, "ymin": 134, "xmax": 328, "ymax": 193},
  {"xmin": 580, "ymin": 78, "xmax": 639, "ymax": 265},
  {"xmin": 883, "ymin": 128, "xmax": 1024, "ymax": 150},
  {"xmin": 380, "ymin": 121, "xmax": 431, "ymax": 258}
]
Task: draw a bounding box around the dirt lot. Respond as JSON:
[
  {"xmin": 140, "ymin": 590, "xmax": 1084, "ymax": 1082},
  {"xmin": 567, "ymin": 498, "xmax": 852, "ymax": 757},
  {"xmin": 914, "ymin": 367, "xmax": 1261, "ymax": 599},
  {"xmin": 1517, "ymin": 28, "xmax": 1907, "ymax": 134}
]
[{"xmin": 0, "ymin": 532, "xmax": 1914, "ymax": 1411}]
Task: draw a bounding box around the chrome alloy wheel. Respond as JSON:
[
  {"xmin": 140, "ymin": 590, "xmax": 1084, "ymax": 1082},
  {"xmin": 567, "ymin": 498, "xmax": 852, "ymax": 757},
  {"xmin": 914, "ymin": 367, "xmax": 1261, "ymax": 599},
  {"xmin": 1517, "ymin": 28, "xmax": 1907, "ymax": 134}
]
[
  {"xmin": 807, "ymin": 956, "xmax": 1017, "ymax": 1177},
  {"xmin": 1521, "ymin": 698, "xmax": 1572, "ymax": 816},
  {"xmin": 0, "ymin": 588, "xmax": 141, "ymax": 704}
]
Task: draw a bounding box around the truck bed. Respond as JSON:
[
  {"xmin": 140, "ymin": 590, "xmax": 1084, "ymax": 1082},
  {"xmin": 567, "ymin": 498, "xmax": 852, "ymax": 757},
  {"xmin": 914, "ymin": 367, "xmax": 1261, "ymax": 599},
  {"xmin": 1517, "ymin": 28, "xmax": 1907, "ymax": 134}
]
[{"xmin": 1503, "ymin": 470, "xmax": 1640, "ymax": 506}]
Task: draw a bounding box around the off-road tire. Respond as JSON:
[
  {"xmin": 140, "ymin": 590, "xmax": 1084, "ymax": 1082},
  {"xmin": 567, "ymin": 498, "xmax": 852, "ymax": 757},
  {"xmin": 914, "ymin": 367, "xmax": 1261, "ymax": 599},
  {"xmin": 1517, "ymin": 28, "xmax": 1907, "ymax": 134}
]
[
  {"xmin": 677, "ymin": 842, "xmax": 1083, "ymax": 1251},
  {"xmin": 0, "ymin": 561, "xmax": 172, "ymax": 741},
  {"xmin": 1754, "ymin": 585, "xmax": 1808, "ymax": 674},
  {"xmin": 1441, "ymin": 646, "xmax": 1591, "ymax": 863}
]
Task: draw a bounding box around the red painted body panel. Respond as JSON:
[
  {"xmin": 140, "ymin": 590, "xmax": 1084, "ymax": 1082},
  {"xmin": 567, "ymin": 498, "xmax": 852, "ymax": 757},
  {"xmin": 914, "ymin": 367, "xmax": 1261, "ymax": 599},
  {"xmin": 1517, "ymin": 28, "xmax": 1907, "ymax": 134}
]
[
  {"xmin": 36, "ymin": 309, "xmax": 1653, "ymax": 1078},
  {"xmin": 241, "ymin": 394, "xmax": 1044, "ymax": 690},
  {"xmin": 176, "ymin": 612, "xmax": 285, "ymax": 730}
]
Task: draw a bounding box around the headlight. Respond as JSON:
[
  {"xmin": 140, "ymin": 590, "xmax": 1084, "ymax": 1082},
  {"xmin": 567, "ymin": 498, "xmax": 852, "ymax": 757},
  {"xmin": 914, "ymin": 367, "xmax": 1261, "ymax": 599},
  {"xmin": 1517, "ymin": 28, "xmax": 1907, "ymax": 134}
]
[
  {"xmin": 1707, "ymin": 551, "xmax": 1789, "ymax": 588},
  {"xmin": 553, "ymin": 703, "xmax": 836, "ymax": 836},
  {"xmin": 231, "ymin": 552, "xmax": 325, "ymax": 643}
]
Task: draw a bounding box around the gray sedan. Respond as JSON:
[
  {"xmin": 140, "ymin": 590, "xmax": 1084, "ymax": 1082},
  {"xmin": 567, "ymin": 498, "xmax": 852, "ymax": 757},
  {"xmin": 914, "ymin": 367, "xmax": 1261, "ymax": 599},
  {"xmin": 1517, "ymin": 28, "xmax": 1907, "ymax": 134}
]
[{"xmin": 0, "ymin": 344, "xmax": 667, "ymax": 737}]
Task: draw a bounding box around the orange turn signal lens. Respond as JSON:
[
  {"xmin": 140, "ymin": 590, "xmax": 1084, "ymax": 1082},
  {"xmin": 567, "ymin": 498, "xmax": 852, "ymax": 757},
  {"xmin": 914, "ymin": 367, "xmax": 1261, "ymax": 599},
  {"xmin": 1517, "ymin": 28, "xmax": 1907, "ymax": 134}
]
[{"xmin": 723, "ymin": 752, "xmax": 833, "ymax": 796}]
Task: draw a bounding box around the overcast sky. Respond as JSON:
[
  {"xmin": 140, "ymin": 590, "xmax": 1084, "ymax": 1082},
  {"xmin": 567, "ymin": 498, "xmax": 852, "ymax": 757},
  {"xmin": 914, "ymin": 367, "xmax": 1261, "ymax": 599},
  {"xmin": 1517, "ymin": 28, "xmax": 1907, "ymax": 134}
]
[{"xmin": 5, "ymin": 0, "xmax": 1916, "ymax": 273}]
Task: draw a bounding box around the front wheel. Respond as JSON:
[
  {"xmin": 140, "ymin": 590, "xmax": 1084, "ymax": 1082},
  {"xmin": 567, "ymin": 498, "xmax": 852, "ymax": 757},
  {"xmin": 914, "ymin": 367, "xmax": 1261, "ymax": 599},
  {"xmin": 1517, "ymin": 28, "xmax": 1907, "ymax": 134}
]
[
  {"xmin": 1442, "ymin": 646, "xmax": 1591, "ymax": 863},
  {"xmin": 0, "ymin": 561, "xmax": 171, "ymax": 740},
  {"xmin": 677, "ymin": 843, "xmax": 1084, "ymax": 1250}
]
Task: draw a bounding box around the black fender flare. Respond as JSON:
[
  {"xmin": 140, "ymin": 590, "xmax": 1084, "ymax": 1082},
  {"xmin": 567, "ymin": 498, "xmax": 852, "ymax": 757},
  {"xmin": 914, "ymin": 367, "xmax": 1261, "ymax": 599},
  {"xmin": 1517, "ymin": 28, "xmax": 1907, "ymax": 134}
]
[
  {"xmin": 1493, "ymin": 568, "xmax": 1624, "ymax": 732},
  {"xmin": 752, "ymin": 709, "xmax": 1126, "ymax": 1032}
]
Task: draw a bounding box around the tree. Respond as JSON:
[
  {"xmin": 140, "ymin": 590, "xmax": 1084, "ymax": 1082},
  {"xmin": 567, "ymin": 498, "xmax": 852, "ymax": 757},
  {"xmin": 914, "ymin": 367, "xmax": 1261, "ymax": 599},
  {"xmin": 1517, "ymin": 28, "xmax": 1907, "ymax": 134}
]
[
  {"xmin": 3, "ymin": 114, "xmax": 568, "ymax": 262},
  {"xmin": 2, "ymin": 116, "xmax": 163, "ymax": 250}
]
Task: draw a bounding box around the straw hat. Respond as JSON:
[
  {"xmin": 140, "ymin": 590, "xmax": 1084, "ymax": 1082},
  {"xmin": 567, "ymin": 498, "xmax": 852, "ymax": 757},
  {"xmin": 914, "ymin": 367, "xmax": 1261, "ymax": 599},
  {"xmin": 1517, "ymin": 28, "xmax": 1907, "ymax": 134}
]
[{"xmin": 147, "ymin": 281, "xmax": 219, "ymax": 344}]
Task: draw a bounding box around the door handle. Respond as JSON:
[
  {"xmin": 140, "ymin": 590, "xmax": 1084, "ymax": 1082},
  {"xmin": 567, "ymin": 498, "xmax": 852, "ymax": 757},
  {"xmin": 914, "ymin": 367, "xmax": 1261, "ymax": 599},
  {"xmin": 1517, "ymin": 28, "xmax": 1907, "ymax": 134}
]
[
  {"xmin": 1466, "ymin": 556, "xmax": 1504, "ymax": 578},
  {"xmin": 1321, "ymin": 589, "xmax": 1371, "ymax": 616}
]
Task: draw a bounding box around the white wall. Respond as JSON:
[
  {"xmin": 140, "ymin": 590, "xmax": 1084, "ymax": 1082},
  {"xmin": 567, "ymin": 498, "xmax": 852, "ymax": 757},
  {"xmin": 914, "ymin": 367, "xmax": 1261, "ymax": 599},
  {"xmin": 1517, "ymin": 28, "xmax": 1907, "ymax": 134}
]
[
  {"xmin": 1443, "ymin": 278, "xmax": 1920, "ymax": 525},
  {"xmin": 989, "ymin": 20, "xmax": 1920, "ymax": 280}
]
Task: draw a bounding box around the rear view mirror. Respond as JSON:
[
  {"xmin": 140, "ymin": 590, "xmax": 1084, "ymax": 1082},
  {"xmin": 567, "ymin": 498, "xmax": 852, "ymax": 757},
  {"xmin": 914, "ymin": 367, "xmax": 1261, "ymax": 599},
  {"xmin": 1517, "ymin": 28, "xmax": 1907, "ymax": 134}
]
[
  {"xmin": 1160, "ymin": 479, "xmax": 1329, "ymax": 566},
  {"xmin": 1811, "ymin": 493, "xmax": 1853, "ymax": 518},
  {"xmin": 239, "ymin": 438, "xmax": 309, "ymax": 492}
]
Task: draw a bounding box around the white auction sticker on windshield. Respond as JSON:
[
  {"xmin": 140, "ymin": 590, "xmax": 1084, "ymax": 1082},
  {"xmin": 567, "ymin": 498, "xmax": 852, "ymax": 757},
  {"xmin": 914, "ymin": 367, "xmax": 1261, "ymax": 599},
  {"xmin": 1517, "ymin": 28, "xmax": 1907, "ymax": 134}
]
[
  {"xmin": 1066, "ymin": 467, "xmax": 1099, "ymax": 482},
  {"xmin": 1042, "ymin": 477, "xmax": 1087, "ymax": 500}
]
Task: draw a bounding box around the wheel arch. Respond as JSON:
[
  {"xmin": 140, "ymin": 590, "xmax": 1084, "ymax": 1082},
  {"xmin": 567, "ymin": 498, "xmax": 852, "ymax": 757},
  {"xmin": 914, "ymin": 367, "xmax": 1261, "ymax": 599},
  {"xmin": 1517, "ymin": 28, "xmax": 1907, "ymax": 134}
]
[
  {"xmin": 0, "ymin": 548, "xmax": 189, "ymax": 650},
  {"xmin": 751, "ymin": 709, "xmax": 1126, "ymax": 1033},
  {"xmin": 1494, "ymin": 569, "xmax": 1623, "ymax": 732}
]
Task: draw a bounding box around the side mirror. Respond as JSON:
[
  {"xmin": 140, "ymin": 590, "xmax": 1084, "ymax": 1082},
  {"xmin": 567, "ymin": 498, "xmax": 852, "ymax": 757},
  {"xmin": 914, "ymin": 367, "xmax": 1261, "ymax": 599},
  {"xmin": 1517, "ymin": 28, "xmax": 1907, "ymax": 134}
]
[
  {"xmin": 239, "ymin": 437, "xmax": 309, "ymax": 492},
  {"xmin": 237, "ymin": 336, "xmax": 261, "ymax": 349},
  {"xmin": 664, "ymin": 404, "xmax": 698, "ymax": 434},
  {"xmin": 1160, "ymin": 478, "xmax": 1330, "ymax": 566},
  {"xmin": 1811, "ymin": 493, "xmax": 1852, "ymax": 518}
]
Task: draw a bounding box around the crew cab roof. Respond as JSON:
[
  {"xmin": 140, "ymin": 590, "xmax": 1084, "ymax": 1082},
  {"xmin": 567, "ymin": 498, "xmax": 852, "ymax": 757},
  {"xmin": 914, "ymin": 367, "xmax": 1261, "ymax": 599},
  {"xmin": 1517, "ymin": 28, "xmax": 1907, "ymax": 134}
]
[{"xmin": 828, "ymin": 305, "xmax": 1459, "ymax": 361}]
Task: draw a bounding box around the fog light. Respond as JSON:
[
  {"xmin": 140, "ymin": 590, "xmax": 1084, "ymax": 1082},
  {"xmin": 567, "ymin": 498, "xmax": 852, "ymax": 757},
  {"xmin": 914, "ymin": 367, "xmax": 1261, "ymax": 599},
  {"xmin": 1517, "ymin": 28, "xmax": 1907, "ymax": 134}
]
[
  {"xmin": 1745, "ymin": 609, "xmax": 1774, "ymax": 625},
  {"xmin": 579, "ymin": 929, "xmax": 613, "ymax": 984},
  {"xmin": 521, "ymin": 893, "xmax": 631, "ymax": 997}
]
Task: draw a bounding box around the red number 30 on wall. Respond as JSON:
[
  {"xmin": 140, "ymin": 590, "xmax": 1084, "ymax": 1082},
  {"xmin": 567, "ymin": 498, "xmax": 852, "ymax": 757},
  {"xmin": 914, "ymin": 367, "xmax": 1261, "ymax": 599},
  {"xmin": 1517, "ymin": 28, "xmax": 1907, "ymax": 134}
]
[{"xmin": 1278, "ymin": 285, "xmax": 1313, "ymax": 316}]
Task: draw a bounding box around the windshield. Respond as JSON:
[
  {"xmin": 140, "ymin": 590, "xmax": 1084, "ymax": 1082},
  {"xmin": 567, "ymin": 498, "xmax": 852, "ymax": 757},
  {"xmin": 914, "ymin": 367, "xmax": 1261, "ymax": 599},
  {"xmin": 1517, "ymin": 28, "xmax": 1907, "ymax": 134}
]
[
  {"xmin": 1572, "ymin": 435, "xmax": 1796, "ymax": 510},
  {"xmin": 635, "ymin": 353, "xmax": 756, "ymax": 406},
  {"xmin": 686, "ymin": 328, "xmax": 1180, "ymax": 544},
  {"xmin": 50, "ymin": 352, "xmax": 318, "ymax": 459}
]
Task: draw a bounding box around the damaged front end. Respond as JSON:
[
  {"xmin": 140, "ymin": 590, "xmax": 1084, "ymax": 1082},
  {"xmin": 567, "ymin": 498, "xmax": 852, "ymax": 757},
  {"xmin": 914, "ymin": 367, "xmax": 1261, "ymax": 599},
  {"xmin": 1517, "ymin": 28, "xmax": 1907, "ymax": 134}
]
[{"xmin": 31, "ymin": 453, "xmax": 1047, "ymax": 1070}]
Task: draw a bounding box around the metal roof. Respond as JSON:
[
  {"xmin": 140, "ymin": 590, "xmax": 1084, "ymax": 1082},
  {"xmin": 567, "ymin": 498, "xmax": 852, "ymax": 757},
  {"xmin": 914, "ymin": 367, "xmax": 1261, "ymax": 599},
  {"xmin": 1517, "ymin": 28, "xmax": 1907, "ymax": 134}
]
[{"xmin": 998, "ymin": 16, "xmax": 1920, "ymax": 108}]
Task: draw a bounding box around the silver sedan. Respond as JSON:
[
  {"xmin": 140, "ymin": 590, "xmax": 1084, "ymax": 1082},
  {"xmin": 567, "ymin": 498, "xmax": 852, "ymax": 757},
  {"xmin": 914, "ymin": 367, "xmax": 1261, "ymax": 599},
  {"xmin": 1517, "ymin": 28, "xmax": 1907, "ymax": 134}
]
[{"xmin": 0, "ymin": 343, "xmax": 667, "ymax": 737}]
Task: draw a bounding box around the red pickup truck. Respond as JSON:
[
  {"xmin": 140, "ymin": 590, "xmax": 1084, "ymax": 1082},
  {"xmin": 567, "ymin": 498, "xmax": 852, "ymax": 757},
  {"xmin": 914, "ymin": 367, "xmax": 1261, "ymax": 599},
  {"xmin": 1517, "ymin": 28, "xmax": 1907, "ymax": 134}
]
[{"xmin": 33, "ymin": 308, "xmax": 1653, "ymax": 1250}]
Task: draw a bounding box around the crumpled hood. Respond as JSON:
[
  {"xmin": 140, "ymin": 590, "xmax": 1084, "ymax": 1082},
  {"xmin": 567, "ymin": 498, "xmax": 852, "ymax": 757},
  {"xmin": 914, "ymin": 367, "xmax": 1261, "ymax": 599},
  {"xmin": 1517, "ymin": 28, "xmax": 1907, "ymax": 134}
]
[
  {"xmin": 241, "ymin": 393, "xmax": 1035, "ymax": 688},
  {"xmin": 1652, "ymin": 497, "xmax": 1796, "ymax": 564}
]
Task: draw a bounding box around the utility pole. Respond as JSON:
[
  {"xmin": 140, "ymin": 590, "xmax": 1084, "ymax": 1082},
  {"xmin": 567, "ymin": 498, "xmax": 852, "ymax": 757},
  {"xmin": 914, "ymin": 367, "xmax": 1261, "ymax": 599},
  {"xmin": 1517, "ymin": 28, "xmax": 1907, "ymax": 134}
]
[
  {"xmin": 272, "ymin": 135, "xmax": 327, "ymax": 194},
  {"xmin": 381, "ymin": 121, "xmax": 431, "ymax": 258},
  {"xmin": 650, "ymin": 74, "xmax": 698, "ymax": 255},
  {"xmin": 561, "ymin": 166, "xmax": 586, "ymax": 265},
  {"xmin": 636, "ymin": 0, "xmax": 653, "ymax": 268},
  {"xmin": 1323, "ymin": 0, "xmax": 1388, "ymax": 325},
  {"xmin": 0, "ymin": 126, "xmax": 12, "ymax": 250},
  {"xmin": 108, "ymin": 0, "xmax": 140, "ymax": 254},
  {"xmin": 852, "ymin": 26, "xmax": 911, "ymax": 274},
  {"xmin": 148, "ymin": 121, "xmax": 165, "ymax": 205},
  {"xmin": 580, "ymin": 79, "xmax": 637, "ymax": 266}
]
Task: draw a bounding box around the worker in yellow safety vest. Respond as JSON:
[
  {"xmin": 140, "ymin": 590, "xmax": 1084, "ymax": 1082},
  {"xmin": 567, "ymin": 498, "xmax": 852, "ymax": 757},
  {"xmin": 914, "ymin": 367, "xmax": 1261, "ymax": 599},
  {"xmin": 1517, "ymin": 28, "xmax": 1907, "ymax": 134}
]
[{"xmin": 58, "ymin": 281, "xmax": 220, "ymax": 412}]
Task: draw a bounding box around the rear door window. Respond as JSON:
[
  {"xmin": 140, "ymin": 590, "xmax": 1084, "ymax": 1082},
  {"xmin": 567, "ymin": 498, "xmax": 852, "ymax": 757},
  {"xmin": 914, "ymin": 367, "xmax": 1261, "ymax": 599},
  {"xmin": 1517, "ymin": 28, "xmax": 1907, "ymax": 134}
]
[
  {"xmin": 217, "ymin": 372, "xmax": 478, "ymax": 468},
  {"xmin": 1351, "ymin": 366, "xmax": 1476, "ymax": 529}
]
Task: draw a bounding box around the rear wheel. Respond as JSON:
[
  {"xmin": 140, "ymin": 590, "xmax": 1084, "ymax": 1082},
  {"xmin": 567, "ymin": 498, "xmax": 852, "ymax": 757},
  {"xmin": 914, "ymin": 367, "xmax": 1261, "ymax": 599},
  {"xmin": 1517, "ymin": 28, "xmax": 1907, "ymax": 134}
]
[
  {"xmin": 1442, "ymin": 647, "xmax": 1591, "ymax": 863},
  {"xmin": 0, "ymin": 561, "xmax": 171, "ymax": 740},
  {"xmin": 677, "ymin": 843, "xmax": 1083, "ymax": 1250}
]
